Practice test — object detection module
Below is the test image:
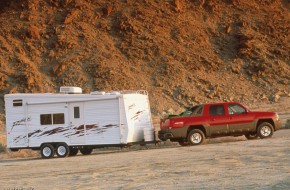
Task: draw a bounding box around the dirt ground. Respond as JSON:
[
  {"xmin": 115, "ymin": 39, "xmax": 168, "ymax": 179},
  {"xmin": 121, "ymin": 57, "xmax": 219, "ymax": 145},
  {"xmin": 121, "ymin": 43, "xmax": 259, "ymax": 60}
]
[
  {"xmin": 0, "ymin": 129, "xmax": 290, "ymax": 190},
  {"xmin": 0, "ymin": 0, "xmax": 289, "ymax": 115}
]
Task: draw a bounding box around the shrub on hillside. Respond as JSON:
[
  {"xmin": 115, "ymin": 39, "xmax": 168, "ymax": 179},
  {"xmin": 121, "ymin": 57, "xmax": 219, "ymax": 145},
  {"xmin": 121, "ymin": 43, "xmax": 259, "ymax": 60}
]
[
  {"xmin": 0, "ymin": 143, "xmax": 5, "ymax": 153},
  {"xmin": 0, "ymin": 0, "xmax": 22, "ymax": 11},
  {"xmin": 285, "ymin": 120, "xmax": 290, "ymax": 129}
]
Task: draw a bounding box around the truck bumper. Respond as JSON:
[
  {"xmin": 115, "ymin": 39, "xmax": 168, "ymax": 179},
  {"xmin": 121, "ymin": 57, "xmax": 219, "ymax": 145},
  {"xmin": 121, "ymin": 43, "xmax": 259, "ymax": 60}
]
[
  {"xmin": 158, "ymin": 127, "xmax": 188, "ymax": 141},
  {"xmin": 158, "ymin": 130, "xmax": 174, "ymax": 141},
  {"xmin": 274, "ymin": 119, "xmax": 282, "ymax": 131}
]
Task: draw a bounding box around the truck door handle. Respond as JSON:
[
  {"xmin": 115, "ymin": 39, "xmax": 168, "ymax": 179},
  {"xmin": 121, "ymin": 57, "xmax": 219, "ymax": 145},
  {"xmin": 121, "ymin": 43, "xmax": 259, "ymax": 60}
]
[{"xmin": 211, "ymin": 118, "xmax": 216, "ymax": 121}]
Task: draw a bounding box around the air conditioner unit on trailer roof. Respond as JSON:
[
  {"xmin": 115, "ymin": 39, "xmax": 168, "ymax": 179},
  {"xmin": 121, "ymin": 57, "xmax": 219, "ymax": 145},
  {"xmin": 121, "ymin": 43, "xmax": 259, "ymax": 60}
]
[{"xmin": 60, "ymin": 86, "xmax": 82, "ymax": 94}]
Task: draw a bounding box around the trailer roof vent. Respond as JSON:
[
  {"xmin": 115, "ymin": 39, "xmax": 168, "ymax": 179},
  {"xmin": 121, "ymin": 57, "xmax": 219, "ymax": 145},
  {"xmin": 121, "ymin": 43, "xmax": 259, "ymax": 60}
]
[
  {"xmin": 60, "ymin": 86, "xmax": 82, "ymax": 94},
  {"xmin": 90, "ymin": 91, "xmax": 106, "ymax": 95}
]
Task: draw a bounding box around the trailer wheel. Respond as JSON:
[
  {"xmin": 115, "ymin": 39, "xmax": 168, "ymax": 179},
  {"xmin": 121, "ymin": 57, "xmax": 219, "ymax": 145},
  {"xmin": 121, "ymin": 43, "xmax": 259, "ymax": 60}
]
[
  {"xmin": 80, "ymin": 147, "xmax": 93, "ymax": 155},
  {"xmin": 56, "ymin": 143, "xmax": 70, "ymax": 158},
  {"xmin": 10, "ymin": 148, "xmax": 19, "ymax": 152},
  {"xmin": 69, "ymin": 148, "xmax": 78, "ymax": 156},
  {"xmin": 40, "ymin": 144, "xmax": 55, "ymax": 159}
]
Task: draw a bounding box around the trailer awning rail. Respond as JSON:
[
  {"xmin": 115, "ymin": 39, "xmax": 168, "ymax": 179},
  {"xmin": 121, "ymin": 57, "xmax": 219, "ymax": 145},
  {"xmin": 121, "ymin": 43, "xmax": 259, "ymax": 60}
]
[
  {"xmin": 90, "ymin": 90, "xmax": 148, "ymax": 95},
  {"xmin": 26, "ymin": 97, "xmax": 119, "ymax": 105}
]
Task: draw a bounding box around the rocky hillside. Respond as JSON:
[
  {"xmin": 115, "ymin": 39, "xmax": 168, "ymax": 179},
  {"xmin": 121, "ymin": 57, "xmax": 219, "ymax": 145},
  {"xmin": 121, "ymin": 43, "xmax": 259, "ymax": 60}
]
[{"xmin": 0, "ymin": 0, "xmax": 289, "ymax": 115}]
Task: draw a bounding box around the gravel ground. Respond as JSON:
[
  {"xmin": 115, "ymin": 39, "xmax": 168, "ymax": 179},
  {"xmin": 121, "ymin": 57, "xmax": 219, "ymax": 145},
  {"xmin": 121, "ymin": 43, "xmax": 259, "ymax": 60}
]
[{"xmin": 0, "ymin": 129, "xmax": 289, "ymax": 190}]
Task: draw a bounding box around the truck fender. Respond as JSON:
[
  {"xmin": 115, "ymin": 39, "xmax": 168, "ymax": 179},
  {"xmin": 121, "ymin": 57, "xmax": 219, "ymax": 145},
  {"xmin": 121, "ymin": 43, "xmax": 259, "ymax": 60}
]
[{"xmin": 187, "ymin": 125, "xmax": 208, "ymax": 137}]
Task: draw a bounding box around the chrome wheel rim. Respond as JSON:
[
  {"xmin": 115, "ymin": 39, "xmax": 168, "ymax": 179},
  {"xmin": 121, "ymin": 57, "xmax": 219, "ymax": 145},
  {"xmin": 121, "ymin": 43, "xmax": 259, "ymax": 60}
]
[
  {"xmin": 190, "ymin": 133, "xmax": 202, "ymax": 143},
  {"xmin": 57, "ymin": 146, "xmax": 66, "ymax": 156},
  {"xmin": 43, "ymin": 147, "xmax": 52, "ymax": 157},
  {"xmin": 261, "ymin": 126, "xmax": 271, "ymax": 137}
]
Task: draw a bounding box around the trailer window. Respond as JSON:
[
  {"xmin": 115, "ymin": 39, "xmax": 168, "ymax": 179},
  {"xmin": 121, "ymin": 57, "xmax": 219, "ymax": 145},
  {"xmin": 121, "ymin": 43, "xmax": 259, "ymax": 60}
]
[
  {"xmin": 40, "ymin": 114, "xmax": 52, "ymax": 125},
  {"xmin": 74, "ymin": 107, "xmax": 80, "ymax": 119},
  {"xmin": 40, "ymin": 113, "xmax": 65, "ymax": 125},
  {"xmin": 13, "ymin": 99, "xmax": 23, "ymax": 107},
  {"xmin": 53, "ymin": 113, "xmax": 65, "ymax": 124}
]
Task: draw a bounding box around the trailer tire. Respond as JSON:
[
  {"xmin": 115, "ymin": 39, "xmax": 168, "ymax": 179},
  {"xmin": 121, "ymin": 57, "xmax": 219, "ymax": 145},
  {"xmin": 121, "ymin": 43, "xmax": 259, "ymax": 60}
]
[
  {"xmin": 80, "ymin": 147, "xmax": 93, "ymax": 155},
  {"xmin": 40, "ymin": 144, "xmax": 55, "ymax": 159},
  {"xmin": 69, "ymin": 148, "xmax": 78, "ymax": 156},
  {"xmin": 56, "ymin": 143, "xmax": 70, "ymax": 158},
  {"xmin": 10, "ymin": 148, "xmax": 19, "ymax": 152}
]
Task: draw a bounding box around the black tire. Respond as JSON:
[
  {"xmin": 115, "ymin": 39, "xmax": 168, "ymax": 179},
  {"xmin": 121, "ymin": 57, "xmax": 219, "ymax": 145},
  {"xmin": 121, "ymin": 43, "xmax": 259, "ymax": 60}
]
[
  {"xmin": 178, "ymin": 140, "xmax": 189, "ymax": 146},
  {"xmin": 187, "ymin": 129, "xmax": 205, "ymax": 146},
  {"xmin": 40, "ymin": 144, "xmax": 55, "ymax": 159},
  {"xmin": 56, "ymin": 143, "xmax": 70, "ymax": 158},
  {"xmin": 257, "ymin": 122, "xmax": 274, "ymax": 139},
  {"xmin": 245, "ymin": 133, "xmax": 258, "ymax": 140},
  {"xmin": 10, "ymin": 148, "xmax": 19, "ymax": 152},
  {"xmin": 80, "ymin": 147, "xmax": 93, "ymax": 155},
  {"xmin": 69, "ymin": 148, "xmax": 78, "ymax": 156}
]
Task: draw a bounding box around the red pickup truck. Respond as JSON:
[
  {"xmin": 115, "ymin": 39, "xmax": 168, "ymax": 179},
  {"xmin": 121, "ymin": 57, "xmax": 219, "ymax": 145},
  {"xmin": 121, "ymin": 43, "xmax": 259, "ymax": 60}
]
[{"xmin": 158, "ymin": 102, "xmax": 282, "ymax": 146}]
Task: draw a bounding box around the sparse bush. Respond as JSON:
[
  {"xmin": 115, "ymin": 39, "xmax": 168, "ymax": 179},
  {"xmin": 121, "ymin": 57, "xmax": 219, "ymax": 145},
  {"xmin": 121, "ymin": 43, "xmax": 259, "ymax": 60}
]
[
  {"xmin": 0, "ymin": 0, "xmax": 10, "ymax": 9},
  {"xmin": 285, "ymin": 120, "xmax": 290, "ymax": 129},
  {"xmin": 0, "ymin": 0, "xmax": 24, "ymax": 12},
  {"xmin": 0, "ymin": 143, "xmax": 5, "ymax": 153}
]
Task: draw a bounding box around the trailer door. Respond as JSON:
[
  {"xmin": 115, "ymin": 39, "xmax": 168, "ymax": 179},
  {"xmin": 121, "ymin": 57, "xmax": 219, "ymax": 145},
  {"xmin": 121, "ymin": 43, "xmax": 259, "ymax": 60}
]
[{"xmin": 69, "ymin": 103, "xmax": 86, "ymax": 144}]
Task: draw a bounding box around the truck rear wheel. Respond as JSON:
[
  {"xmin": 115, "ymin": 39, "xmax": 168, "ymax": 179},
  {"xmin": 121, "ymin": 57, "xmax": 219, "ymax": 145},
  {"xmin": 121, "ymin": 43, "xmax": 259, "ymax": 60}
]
[
  {"xmin": 187, "ymin": 129, "xmax": 205, "ymax": 145},
  {"xmin": 257, "ymin": 122, "xmax": 274, "ymax": 139},
  {"xmin": 40, "ymin": 144, "xmax": 55, "ymax": 159},
  {"xmin": 56, "ymin": 143, "xmax": 70, "ymax": 158},
  {"xmin": 80, "ymin": 147, "xmax": 93, "ymax": 155}
]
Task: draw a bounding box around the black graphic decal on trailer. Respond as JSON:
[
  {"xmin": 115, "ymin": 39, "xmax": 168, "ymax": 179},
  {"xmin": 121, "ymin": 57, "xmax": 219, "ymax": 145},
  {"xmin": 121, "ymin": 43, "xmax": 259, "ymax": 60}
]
[
  {"xmin": 10, "ymin": 117, "xmax": 31, "ymax": 133},
  {"xmin": 23, "ymin": 124, "xmax": 120, "ymax": 141},
  {"xmin": 131, "ymin": 110, "xmax": 145, "ymax": 120}
]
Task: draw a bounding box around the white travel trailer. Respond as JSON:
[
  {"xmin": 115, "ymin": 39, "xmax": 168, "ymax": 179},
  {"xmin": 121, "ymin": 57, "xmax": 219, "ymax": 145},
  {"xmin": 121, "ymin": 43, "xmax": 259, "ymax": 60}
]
[{"xmin": 5, "ymin": 87, "xmax": 155, "ymax": 159}]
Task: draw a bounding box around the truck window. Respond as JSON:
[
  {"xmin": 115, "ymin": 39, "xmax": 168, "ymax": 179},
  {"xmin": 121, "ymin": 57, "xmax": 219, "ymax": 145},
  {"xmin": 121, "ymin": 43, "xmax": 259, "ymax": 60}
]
[
  {"xmin": 192, "ymin": 105, "xmax": 203, "ymax": 116},
  {"xmin": 13, "ymin": 99, "xmax": 23, "ymax": 107},
  {"xmin": 228, "ymin": 104, "xmax": 246, "ymax": 115},
  {"xmin": 196, "ymin": 106, "xmax": 203, "ymax": 115},
  {"xmin": 209, "ymin": 105, "xmax": 225, "ymax": 116}
]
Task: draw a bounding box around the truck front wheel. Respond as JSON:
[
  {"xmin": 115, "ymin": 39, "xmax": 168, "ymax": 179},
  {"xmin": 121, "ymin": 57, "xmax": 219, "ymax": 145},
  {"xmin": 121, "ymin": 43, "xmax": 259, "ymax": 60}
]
[
  {"xmin": 40, "ymin": 144, "xmax": 55, "ymax": 159},
  {"xmin": 257, "ymin": 122, "xmax": 274, "ymax": 139},
  {"xmin": 187, "ymin": 129, "xmax": 205, "ymax": 145}
]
